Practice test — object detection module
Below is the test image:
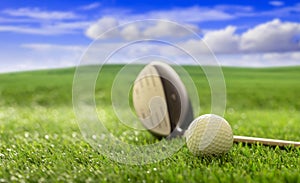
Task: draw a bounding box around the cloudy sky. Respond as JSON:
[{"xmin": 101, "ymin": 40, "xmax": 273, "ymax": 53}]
[{"xmin": 0, "ymin": 0, "xmax": 300, "ymax": 73}]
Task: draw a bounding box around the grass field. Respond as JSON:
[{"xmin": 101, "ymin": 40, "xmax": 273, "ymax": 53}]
[{"xmin": 0, "ymin": 65, "xmax": 299, "ymax": 182}]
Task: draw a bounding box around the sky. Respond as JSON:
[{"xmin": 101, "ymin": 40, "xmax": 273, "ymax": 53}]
[{"xmin": 0, "ymin": 0, "xmax": 300, "ymax": 73}]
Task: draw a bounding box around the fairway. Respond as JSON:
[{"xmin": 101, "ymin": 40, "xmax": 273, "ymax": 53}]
[{"xmin": 0, "ymin": 65, "xmax": 300, "ymax": 182}]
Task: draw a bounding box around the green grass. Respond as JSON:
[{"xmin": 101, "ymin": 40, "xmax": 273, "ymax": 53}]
[{"xmin": 0, "ymin": 65, "xmax": 300, "ymax": 182}]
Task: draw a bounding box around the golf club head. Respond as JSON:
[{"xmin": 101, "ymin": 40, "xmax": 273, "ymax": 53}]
[{"xmin": 132, "ymin": 61, "xmax": 194, "ymax": 139}]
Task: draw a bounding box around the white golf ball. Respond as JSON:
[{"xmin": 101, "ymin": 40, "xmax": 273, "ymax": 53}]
[{"xmin": 185, "ymin": 114, "xmax": 233, "ymax": 156}]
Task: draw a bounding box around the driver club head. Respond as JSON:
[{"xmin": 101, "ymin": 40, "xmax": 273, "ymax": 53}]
[{"xmin": 132, "ymin": 61, "xmax": 194, "ymax": 139}]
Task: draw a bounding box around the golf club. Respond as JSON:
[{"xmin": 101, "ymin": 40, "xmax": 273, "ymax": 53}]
[
  {"xmin": 133, "ymin": 61, "xmax": 300, "ymax": 147},
  {"xmin": 132, "ymin": 61, "xmax": 194, "ymax": 138},
  {"xmin": 233, "ymin": 135, "xmax": 300, "ymax": 147}
]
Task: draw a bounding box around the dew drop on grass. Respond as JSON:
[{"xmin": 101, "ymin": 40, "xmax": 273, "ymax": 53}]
[
  {"xmin": 45, "ymin": 135, "xmax": 49, "ymax": 140},
  {"xmin": 72, "ymin": 132, "xmax": 77, "ymax": 138},
  {"xmin": 100, "ymin": 134, "xmax": 106, "ymax": 140},
  {"xmin": 10, "ymin": 176, "xmax": 18, "ymax": 181},
  {"xmin": 227, "ymin": 108, "xmax": 235, "ymax": 114},
  {"xmin": 233, "ymin": 125, "xmax": 239, "ymax": 130},
  {"xmin": 241, "ymin": 113, "xmax": 247, "ymax": 119},
  {"xmin": 53, "ymin": 134, "xmax": 58, "ymax": 139},
  {"xmin": 24, "ymin": 132, "xmax": 29, "ymax": 138}
]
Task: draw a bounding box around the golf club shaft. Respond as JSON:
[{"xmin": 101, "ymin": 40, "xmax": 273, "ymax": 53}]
[{"xmin": 233, "ymin": 135, "xmax": 300, "ymax": 147}]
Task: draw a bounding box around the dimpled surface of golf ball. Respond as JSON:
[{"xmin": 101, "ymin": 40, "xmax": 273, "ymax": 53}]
[{"xmin": 185, "ymin": 114, "xmax": 233, "ymax": 156}]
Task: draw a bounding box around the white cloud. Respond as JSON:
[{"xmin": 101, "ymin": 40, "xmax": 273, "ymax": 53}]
[
  {"xmin": 21, "ymin": 43, "xmax": 85, "ymax": 67},
  {"xmin": 21, "ymin": 43, "xmax": 85, "ymax": 52},
  {"xmin": 3, "ymin": 8, "xmax": 79, "ymax": 20},
  {"xmin": 178, "ymin": 39, "xmax": 207, "ymax": 55},
  {"xmin": 227, "ymin": 52, "xmax": 300, "ymax": 67},
  {"xmin": 174, "ymin": 26, "xmax": 240, "ymax": 55},
  {"xmin": 269, "ymin": 1, "xmax": 285, "ymax": 7},
  {"xmin": 0, "ymin": 17, "xmax": 37, "ymax": 23},
  {"xmin": 143, "ymin": 21, "xmax": 200, "ymax": 38},
  {"xmin": 85, "ymin": 18, "xmax": 200, "ymax": 40},
  {"xmin": 262, "ymin": 51, "xmax": 300, "ymax": 61},
  {"xmin": 96, "ymin": 4, "xmax": 300, "ymax": 25},
  {"xmin": 202, "ymin": 26, "xmax": 240, "ymax": 54},
  {"xmin": 84, "ymin": 18, "xmax": 300, "ymax": 56},
  {"xmin": 145, "ymin": 6, "xmax": 235, "ymax": 23},
  {"xmin": 0, "ymin": 43, "xmax": 85, "ymax": 73},
  {"xmin": 261, "ymin": 3, "xmax": 300, "ymax": 17},
  {"xmin": 50, "ymin": 21, "xmax": 92, "ymax": 30},
  {"xmin": 85, "ymin": 18, "xmax": 300, "ymax": 67},
  {"xmin": 209, "ymin": 3, "xmax": 300, "ymax": 20},
  {"xmin": 214, "ymin": 5, "xmax": 253, "ymax": 12},
  {"xmin": 178, "ymin": 19, "xmax": 300, "ymax": 55},
  {"xmin": 85, "ymin": 17, "xmax": 119, "ymax": 39},
  {"xmin": 0, "ymin": 7, "xmax": 89, "ymax": 35},
  {"xmin": 79, "ymin": 2, "xmax": 101, "ymax": 10},
  {"xmin": 0, "ymin": 25, "xmax": 69, "ymax": 35},
  {"xmin": 241, "ymin": 19, "xmax": 300, "ymax": 53},
  {"xmin": 99, "ymin": 6, "xmax": 235, "ymax": 24},
  {"xmin": 1, "ymin": 5, "xmax": 300, "ymax": 72},
  {"xmin": 120, "ymin": 24, "xmax": 141, "ymax": 41},
  {"xmin": 0, "ymin": 20, "xmax": 91, "ymax": 35}
]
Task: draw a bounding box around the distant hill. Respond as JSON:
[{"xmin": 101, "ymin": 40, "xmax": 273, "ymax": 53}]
[{"xmin": 0, "ymin": 65, "xmax": 299, "ymax": 110}]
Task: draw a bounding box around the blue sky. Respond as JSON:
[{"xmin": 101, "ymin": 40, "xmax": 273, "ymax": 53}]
[{"xmin": 0, "ymin": 0, "xmax": 300, "ymax": 72}]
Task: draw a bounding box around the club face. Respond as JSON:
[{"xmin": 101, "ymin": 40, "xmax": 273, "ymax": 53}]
[
  {"xmin": 132, "ymin": 64, "xmax": 172, "ymax": 137},
  {"xmin": 132, "ymin": 62, "xmax": 194, "ymax": 138}
]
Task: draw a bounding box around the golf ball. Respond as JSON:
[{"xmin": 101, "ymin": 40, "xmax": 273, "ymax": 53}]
[{"xmin": 185, "ymin": 114, "xmax": 233, "ymax": 156}]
